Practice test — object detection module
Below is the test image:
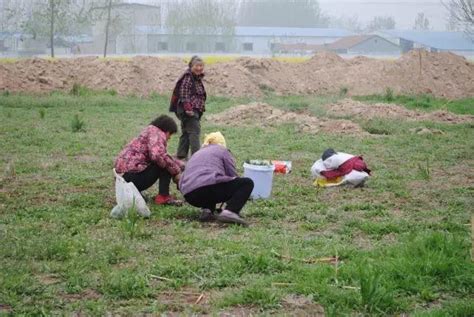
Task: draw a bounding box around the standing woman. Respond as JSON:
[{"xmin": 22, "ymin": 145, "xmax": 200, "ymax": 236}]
[{"xmin": 174, "ymin": 56, "xmax": 207, "ymax": 160}]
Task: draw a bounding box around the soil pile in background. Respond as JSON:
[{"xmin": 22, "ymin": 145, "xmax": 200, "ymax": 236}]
[{"xmin": 1, "ymin": 50, "xmax": 473, "ymax": 99}]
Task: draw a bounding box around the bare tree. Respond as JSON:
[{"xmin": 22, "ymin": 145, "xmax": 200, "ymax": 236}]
[
  {"xmin": 443, "ymin": 0, "xmax": 474, "ymax": 37},
  {"xmin": 414, "ymin": 12, "xmax": 430, "ymax": 30},
  {"xmin": 166, "ymin": 0, "xmax": 236, "ymax": 35},
  {"xmin": 104, "ymin": 0, "xmax": 113, "ymax": 57},
  {"xmin": 366, "ymin": 16, "xmax": 396, "ymax": 33},
  {"xmin": 329, "ymin": 15, "xmax": 363, "ymax": 33},
  {"xmin": 88, "ymin": 0, "xmax": 126, "ymax": 57},
  {"xmin": 49, "ymin": 0, "xmax": 55, "ymax": 57},
  {"xmin": 5, "ymin": 0, "xmax": 92, "ymax": 57},
  {"xmin": 239, "ymin": 0, "xmax": 329, "ymax": 28},
  {"xmin": 165, "ymin": 0, "xmax": 236, "ymax": 52}
]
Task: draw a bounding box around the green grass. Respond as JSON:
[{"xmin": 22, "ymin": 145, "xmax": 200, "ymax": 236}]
[
  {"xmin": 354, "ymin": 94, "xmax": 474, "ymax": 115},
  {"xmin": 0, "ymin": 57, "xmax": 18, "ymax": 64},
  {"xmin": 0, "ymin": 91, "xmax": 473, "ymax": 315}
]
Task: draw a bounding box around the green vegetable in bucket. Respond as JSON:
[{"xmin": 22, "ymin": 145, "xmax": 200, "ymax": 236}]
[{"xmin": 245, "ymin": 159, "xmax": 272, "ymax": 166}]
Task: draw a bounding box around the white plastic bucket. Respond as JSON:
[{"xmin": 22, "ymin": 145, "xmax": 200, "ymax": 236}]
[{"xmin": 243, "ymin": 163, "xmax": 275, "ymax": 199}]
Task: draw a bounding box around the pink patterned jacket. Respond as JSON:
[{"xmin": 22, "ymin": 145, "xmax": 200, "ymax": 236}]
[{"xmin": 115, "ymin": 125, "xmax": 181, "ymax": 176}]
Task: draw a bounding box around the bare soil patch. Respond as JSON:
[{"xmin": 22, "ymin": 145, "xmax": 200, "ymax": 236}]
[
  {"xmin": 37, "ymin": 274, "xmax": 62, "ymax": 285},
  {"xmin": 325, "ymin": 99, "xmax": 474, "ymax": 124},
  {"xmin": 62, "ymin": 289, "xmax": 102, "ymax": 302},
  {"xmin": 207, "ymin": 102, "xmax": 364, "ymax": 135}
]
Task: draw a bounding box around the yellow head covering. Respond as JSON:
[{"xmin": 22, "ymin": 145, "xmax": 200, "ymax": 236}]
[{"xmin": 203, "ymin": 132, "xmax": 226, "ymax": 148}]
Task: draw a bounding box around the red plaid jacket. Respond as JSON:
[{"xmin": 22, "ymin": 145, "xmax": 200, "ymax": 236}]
[
  {"xmin": 115, "ymin": 125, "xmax": 182, "ymax": 176},
  {"xmin": 179, "ymin": 71, "xmax": 207, "ymax": 113}
]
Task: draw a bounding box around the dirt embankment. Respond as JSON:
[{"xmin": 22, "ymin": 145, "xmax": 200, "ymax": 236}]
[
  {"xmin": 206, "ymin": 102, "xmax": 365, "ymax": 135},
  {"xmin": 325, "ymin": 99, "xmax": 474, "ymax": 124},
  {"xmin": 1, "ymin": 50, "xmax": 473, "ymax": 99},
  {"xmin": 206, "ymin": 100, "xmax": 472, "ymax": 136}
]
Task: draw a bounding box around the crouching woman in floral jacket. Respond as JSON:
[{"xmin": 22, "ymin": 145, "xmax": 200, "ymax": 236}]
[{"xmin": 115, "ymin": 115, "xmax": 184, "ymax": 205}]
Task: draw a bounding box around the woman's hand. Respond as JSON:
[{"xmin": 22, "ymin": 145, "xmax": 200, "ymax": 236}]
[
  {"xmin": 176, "ymin": 159, "xmax": 186, "ymax": 171},
  {"xmin": 173, "ymin": 173, "xmax": 181, "ymax": 184}
]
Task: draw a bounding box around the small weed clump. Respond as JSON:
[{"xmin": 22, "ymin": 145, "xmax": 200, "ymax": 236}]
[
  {"xmin": 340, "ymin": 86, "xmax": 349, "ymax": 97},
  {"xmin": 71, "ymin": 114, "xmax": 85, "ymax": 132},
  {"xmin": 70, "ymin": 83, "xmax": 90, "ymax": 96},
  {"xmin": 417, "ymin": 158, "xmax": 431, "ymax": 180},
  {"xmin": 259, "ymin": 84, "xmax": 275, "ymax": 94},
  {"xmin": 384, "ymin": 87, "xmax": 395, "ymax": 102}
]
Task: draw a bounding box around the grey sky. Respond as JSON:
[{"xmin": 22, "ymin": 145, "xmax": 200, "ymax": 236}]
[
  {"xmin": 319, "ymin": 0, "xmax": 448, "ymax": 30},
  {"xmin": 128, "ymin": 0, "xmax": 450, "ymax": 31}
]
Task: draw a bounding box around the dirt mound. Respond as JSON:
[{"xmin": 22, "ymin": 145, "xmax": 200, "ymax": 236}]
[
  {"xmin": 305, "ymin": 51, "xmax": 348, "ymax": 68},
  {"xmin": 394, "ymin": 50, "xmax": 474, "ymax": 98},
  {"xmin": 325, "ymin": 99, "xmax": 474, "ymax": 124},
  {"xmin": 0, "ymin": 56, "xmax": 186, "ymax": 96},
  {"xmin": 1, "ymin": 50, "xmax": 473, "ymax": 99},
  {"xmin": 207, "ymin": 102, "xmax": 364, "ymax": 134}
]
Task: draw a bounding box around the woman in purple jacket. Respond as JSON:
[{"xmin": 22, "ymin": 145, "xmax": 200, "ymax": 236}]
[{"xmin": 179, "ymin": 133, "xmax": 254, "ymax": 226}]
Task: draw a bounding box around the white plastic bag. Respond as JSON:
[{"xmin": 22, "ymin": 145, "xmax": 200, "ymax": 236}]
[
  {"xmin": 322, "ymin": 152, "xmax": 354, "ymax": 170},
  {"xmin": 311, "ymin": 159, "xmax": 326, "ymax": 178},
  {"xmin": 111, "ymin": 169, "xmax": 151, "ymax": 219},
  {"xmin": 344, "ymin": 170, "xmax": 369, "ymax": 186}
]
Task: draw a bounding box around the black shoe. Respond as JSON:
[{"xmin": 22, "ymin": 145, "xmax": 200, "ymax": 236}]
[{"xmin": 199, "ymin": 209, "xmax": 215, "ymax": 222}]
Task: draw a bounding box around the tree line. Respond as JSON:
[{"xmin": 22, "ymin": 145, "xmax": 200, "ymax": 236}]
[{"xmin": 1, "ymin": 0, "xmax": 472, "ymax": 57}]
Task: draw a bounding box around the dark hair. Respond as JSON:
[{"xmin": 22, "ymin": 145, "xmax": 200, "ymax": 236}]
[
  {"xmin": 322, "ymin": 148, "xmax": 337, "ymax": 161},
  {"xmin": 188, "ymin": 55, "xmax": 204, "ymax": 68},
  {"xmin": 150, "ymin": 115, "xmax": 178, "ymax": 134}
]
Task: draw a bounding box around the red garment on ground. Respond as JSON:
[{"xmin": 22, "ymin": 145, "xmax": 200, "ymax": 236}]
[{"xmin": 320, "ymin": 156, "xmax": 371, "ymax": 180}]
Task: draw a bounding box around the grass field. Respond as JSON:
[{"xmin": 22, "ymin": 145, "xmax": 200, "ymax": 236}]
[
  {"xmin": 354, "ymin": 91, "xmax": 474, "ymax": 115},
  {"xmin": 0, "ymin": 90, "xmax": 473, "ymax": 316}
]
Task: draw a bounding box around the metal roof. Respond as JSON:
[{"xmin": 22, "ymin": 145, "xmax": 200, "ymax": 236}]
[
  {"xmin": 0, "ymin": 32, "xmax": 31, "ymax": 40},
  {"xmin": 381, "ymin": 30, "xmax": 474, "ymax": 51},
  {"xmin": 135, "ymin": 26, "xmax": 353, "ymax": 38},
  {"xmin": 234, "ymin": 27, "xmax": 354, "ymax": 37}
]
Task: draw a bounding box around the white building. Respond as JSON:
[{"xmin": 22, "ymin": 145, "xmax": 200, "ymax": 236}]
[{"xmin": 124, "ymin": 26, "xmax": 354, "ymax": 55}]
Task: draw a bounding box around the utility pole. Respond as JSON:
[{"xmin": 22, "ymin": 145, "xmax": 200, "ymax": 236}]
[{"xmin": 50, "ymin": 0, "xmax": 55, "ymax": 57}]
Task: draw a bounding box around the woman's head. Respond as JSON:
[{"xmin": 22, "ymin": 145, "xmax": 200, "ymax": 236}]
[
  {"xmin": 203, "ymin": 131, "xmax": 226, "ymax": 148},
  {"xmin": 189, "ymin": 55, "xmax": 204, "ymax": 76},
  {"xmin": 150, "ymin": 115, "xmax": 178, "ymax": 140}
]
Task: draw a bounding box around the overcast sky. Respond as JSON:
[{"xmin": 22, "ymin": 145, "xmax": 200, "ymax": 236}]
[
  {"xmin": 320, "ymin": 0, "xmax": 448, "ymax": 30},
  {"xmin": 129, "ymin": 0, "xmax": 450, "ymax": 31}
]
